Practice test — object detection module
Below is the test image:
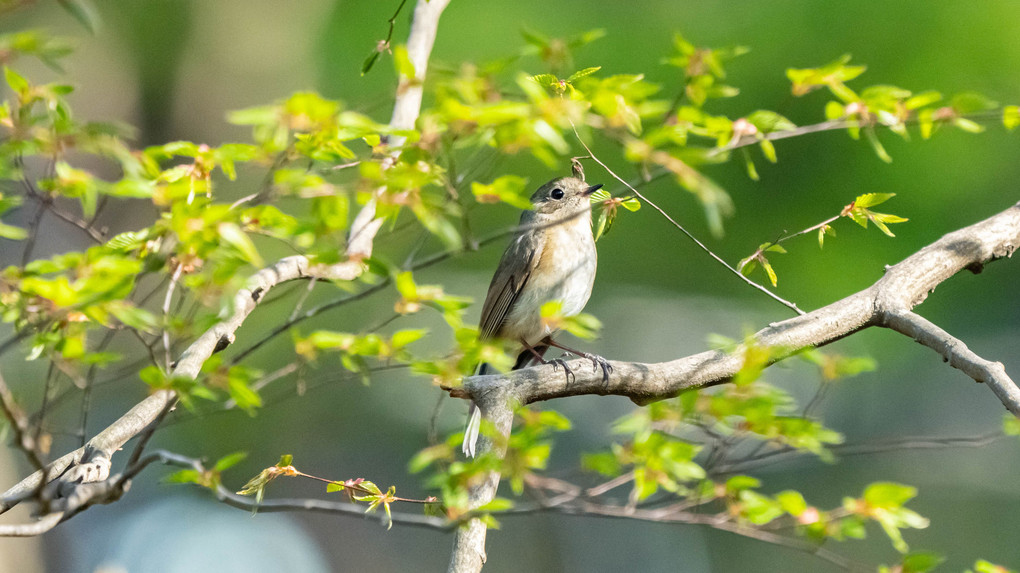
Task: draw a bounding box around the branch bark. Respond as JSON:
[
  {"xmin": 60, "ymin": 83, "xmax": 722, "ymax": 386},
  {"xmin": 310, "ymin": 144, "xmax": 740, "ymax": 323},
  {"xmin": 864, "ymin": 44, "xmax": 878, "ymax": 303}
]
[{"xmin": 448, "ymin": 200, "xmax": 1020, "ymax": 572}]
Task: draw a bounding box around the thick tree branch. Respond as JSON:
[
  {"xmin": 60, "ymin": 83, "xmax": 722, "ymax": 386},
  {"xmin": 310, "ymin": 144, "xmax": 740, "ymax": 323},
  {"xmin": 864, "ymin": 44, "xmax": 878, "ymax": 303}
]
[
  {"xmin": 448, "ymin": 200, "xmax": 1020, "ymax": 571},
  {"xmin": 456, "ymin": 200, "xmax": 1020, "ymax": 411}
]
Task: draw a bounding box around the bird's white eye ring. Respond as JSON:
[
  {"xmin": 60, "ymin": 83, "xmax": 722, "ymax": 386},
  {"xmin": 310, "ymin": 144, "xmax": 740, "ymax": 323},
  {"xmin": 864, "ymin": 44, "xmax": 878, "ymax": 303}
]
[{"xmin": 550, "ymin": 188, "xmax": 564, "ymax": 200}]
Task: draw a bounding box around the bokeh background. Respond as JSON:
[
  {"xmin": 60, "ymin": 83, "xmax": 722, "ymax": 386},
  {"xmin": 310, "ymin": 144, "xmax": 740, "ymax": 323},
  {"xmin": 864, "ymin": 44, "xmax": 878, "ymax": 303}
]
[{"xmin": 2, "ymin": 1, "xmax": 1020, "ymax": 571}]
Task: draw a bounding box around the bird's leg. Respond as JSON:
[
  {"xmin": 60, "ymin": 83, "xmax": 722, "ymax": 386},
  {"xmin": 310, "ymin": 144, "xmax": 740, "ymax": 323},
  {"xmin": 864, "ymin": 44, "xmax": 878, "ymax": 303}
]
[
  {"xmin": 519, "ymin": 338, "xmax": 574, "ymax": 383},
  {"xmin": 542, "ymin": 337, "xmax": 612, "ymax": 384},
  {"xmin": 514, "ymin": 343, "xmax": 549, "ymax": 369}
]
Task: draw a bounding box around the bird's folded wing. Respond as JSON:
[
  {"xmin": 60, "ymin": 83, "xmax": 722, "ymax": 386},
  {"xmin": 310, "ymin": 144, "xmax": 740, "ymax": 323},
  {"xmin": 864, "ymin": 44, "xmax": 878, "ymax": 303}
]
[{"xmin": 478, "ymin": 233, "xmax": 542, "ymax": 340}]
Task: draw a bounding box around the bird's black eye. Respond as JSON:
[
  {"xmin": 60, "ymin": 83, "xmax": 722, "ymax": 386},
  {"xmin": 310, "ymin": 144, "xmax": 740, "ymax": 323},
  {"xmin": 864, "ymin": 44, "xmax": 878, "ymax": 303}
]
[{"xmin": 550, "ymin": 188, "xmax": 564, "ymax": 200}]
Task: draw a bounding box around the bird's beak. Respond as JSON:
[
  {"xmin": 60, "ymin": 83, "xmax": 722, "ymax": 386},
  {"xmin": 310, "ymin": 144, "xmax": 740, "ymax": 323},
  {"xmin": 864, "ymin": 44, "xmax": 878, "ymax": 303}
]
[{"xmin": 583, "ymin": 183, "xmax": 604, "ymax": 196}]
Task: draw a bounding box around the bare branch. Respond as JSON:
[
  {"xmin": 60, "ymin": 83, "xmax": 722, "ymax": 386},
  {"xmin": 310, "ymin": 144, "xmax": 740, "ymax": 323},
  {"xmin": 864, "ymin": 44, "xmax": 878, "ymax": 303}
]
[
  {"xmin": 559, "ymin": 502, "xmax": 860, "ymax": 571},
  {"xmin": 0, "ymin": 367, "xmax": 46, "ymax": 470},
  {"xmin": 881, "ymin": 311, "xmax": 1020, "ymax": 413},
  {"xmin": 0, "ymin": 512, "xmax": 64, "ymax": 537},
  {"xmin": 710, "ymin": 109, "xmax": 1008, "ymax": 158},
  {"xmin": 151, "ymin": 450, "xmax": 448, "ymax": 529},
  {"xmin": 506, "ymin": 477, "xmax": 862, "ymax": 572},
  {"xmin": 712, "ymin": 431, "xmax": 1007, "ymax": 475}
]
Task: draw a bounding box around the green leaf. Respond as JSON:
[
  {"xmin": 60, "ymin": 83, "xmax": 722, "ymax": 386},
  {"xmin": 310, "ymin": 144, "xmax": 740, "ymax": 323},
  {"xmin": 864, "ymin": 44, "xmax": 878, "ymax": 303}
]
[
  {"xmin": 970, "ymin": 559, "xmax": 1015, "ymax": 573},
  {"xmin": 408, "ymin": 443, "xmax": 452, "ymax": 474},
  {"xmin": 817, "ymin": 224, "xmax": 835, "ymax": 249},
  {"xmin": 3, "ymin": 66, "xmax": 29, "ymax": 93},
  {"xmin": 761, "ymin": 256, "xmax": 778, "ymax": 287},
  {"xmin": 740, "ymin": 490, "xmax": 784, "ymax": 525},
  {"xmin": 214, "ymin": 452, "xmax": 248, "ymax": 472},
  {"xmin": 471, "ymin": 175, "xmax": 532, "ymax": 210},
  {"xmin": 620, "ymin": 197, "xmax": 641, "ymax": 212},
  {"xmin": 951, "ymin": 91, "xmax": 998, "ymax": 114},
  {"xmin": 786, "ymin": 54, "xmax": 865, "ymax": 98},
  {"xmin": 726, "ymin": 475, "xmax": 761, "ymax": 492},
  {"xmin": 106, "ymin": 301, "xmax": 159, "ymax": 333},
  {"xmin": 737, "ymin": 255, "xmax": 756, "ymax": 276},
  {"xmin": 391, "ymin": 328, "xmax": 427, "ymax": 349},
  {"xmin": 217, "ymin": 222, "xmax": 264, "ymax": 267},
  {"xmin": 227, "ymin": 105, "xmax": 278, "ymax": 126},
  {"xmin": 477, "ymin": 497, "xmax": 515, "ymax": 512},
  {"xmin": 567, "ymin": 66, "xmax": 601, "ymax": 82},
  {"xmin": 900, "ymin": 552, "xmax": 946, "ymax": 573},
  {"xmin": 825, "ymin": 101, "xmax": 846, "ymax": 120},
  {"xmin": 0, "ymin": 222, "xmax": 27, "ymax": 240},
  {"xmin": 904, "ymin": 90, "xmax": 942, "ymax": 110},
  {"xmin": 864, "ymin": 482, "xmax": 916, "ymax": 508},
  {"xmin": 1004, "ymin": 105, "xmax": 1020, "ymax": 131},
  {"xmin": 560, "ymin": 311, "xmax": 602, "ymax": 340},
  {"xmin": 776, "ymin": 490, "xmax": 807, "ymax": 516},
  {"xmin": 361, "ymin": 51, "xmax": 381, "ymax": 76},
  {"xmin": 56, "ymin": 0, "xmax": 101, "ymax": 33},
  {"xmin": 164, "ymin": 469, "xmax": 202, "ymax": 485},
  {"xmin": 582, "ymin": 451, "xmax": 621, "ymax": 476},
  {"xmin": 854, "ymin": 192, "xmax": 896, "ymax": 208},
  {"xmin": 1003, "ymin": 414, "xmax": 1020, "ymax": 436},
  {"xmin": 139, "ymin": 365, "xmax": 167, "ymax": 387},
  {"xmin": 954, "ymin": 117, "xmax": 985, "ymax": 134},
  {"xmin": 759, "ymin": 139, "xmax": 777, "ymax": 164},
  {"xmin": 745, "ymin": 110, "xmax": 796, "ymax": 133},
  {"xmin": 537, "ymin": 409, "xmax": 572, "ymax": 431},
  {"xmin": 530, "ymin": 73, "xmax": 558, "ymax": 87},
  {"xmin": 228, "ymin": 377, "xmax": 262, "ymax": 414},
  {"xmin": 592, "ymin": 209, "xmax": 609, "ymax": 241},
  {"xmin": 864, "ymin": 128, "xmax": 892, "ymax": 163},
  {"xmin": 393, "ymin": 44, "xmax": 416, "ymax": 80},
  {"xmin": 741, "ymin": 149, "xmax": 759, "ymax": 181},
  {"xmin": 520, "ymin": 27, "xmax": 550, "ymax": 49}
]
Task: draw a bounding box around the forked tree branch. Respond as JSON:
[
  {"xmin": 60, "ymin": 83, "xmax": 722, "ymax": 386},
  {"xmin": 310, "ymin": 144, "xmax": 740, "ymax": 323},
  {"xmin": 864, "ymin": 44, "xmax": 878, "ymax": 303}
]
[{"xmin": 447, "ymin": 199, "xmax": 1020, "ymax": 572}]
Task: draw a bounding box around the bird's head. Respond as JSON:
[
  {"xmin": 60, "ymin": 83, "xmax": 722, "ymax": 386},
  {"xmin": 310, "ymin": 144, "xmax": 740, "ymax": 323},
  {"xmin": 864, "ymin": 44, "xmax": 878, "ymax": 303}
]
[{"xmin": 529, "ymin": 176, "xmax": 603, "ymax": 217}]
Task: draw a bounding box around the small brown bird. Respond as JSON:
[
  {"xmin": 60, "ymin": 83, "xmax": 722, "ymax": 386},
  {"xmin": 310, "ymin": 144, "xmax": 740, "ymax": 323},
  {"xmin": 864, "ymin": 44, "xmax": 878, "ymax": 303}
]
[{"xmin": 463, "ymin": 175, "xmax": 610, "ymax": 457}]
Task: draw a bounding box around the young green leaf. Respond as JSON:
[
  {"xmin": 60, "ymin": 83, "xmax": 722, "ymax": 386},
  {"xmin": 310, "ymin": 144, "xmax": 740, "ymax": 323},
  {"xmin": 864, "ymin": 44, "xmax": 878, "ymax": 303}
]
[
  {"xmin": 567, "ymin": 66, "xmax": 601, "ymax": 82},
  {"xmin": 1004, "ymin": 105, "xmax": 1020, "ymax": 130}
]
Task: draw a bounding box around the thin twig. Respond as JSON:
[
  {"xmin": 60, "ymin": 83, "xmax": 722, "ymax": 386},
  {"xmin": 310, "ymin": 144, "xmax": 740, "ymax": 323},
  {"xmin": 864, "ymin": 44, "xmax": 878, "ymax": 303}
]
[
  {"xmin": 287, "ymin": 278, "xmax": 318, "ymax": 322},
  {"xmin": 162, "ymin": 263, "xmax": 184, "ymax": 370},
  {"xmin": 0, "ymin": 367, "xmax": 46, "ymax": 470},
  {"xmin": 20, "ymin": 198, "xmax": 47, "ymax": 266},
  {"xmin": 569, "ymin": 121, "xmax": 805, "ymax": 316},
  {"xmin": 79, "ymin": 329, "xmax": 118, "ymax": 446},
  {"xmin": 712, "ymin": 431, "xmax": 1008, "ymax": 475},
  {"xmin": 222, "ymin": 362, "xmax": 300, "ymax": 410}
]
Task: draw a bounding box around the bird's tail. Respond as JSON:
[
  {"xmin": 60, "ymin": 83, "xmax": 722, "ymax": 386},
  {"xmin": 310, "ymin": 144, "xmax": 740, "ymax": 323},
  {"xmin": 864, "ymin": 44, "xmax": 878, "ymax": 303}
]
[{"xmin": 461, "ymin": 362, "xmax": 490, "ymax": 458}]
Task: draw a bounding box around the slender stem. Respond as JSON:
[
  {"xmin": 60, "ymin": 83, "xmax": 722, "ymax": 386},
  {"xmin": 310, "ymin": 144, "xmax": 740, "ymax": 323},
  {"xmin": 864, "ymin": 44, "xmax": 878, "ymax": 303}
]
[
  {"xmin": 20, "ymin": 198, "xmax": 47, "ymax": 266},
  {"xmin": 0, "ymin": 368, "xmax": 46, "ymax": 470},
  {"xmin": 162, "ymin": 263, "xmax": 184, "ymax": 371},
  {"xmin": 570, "ymin": 121, "xmax": 805, "ymax": 316}
]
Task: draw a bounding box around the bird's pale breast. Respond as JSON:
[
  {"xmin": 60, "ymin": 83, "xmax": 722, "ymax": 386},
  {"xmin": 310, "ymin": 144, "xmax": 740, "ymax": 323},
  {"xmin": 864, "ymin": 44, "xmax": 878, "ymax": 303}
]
[{"xmin": 502, "ymin": 217, "xmax": 597, "ymax": 346}]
